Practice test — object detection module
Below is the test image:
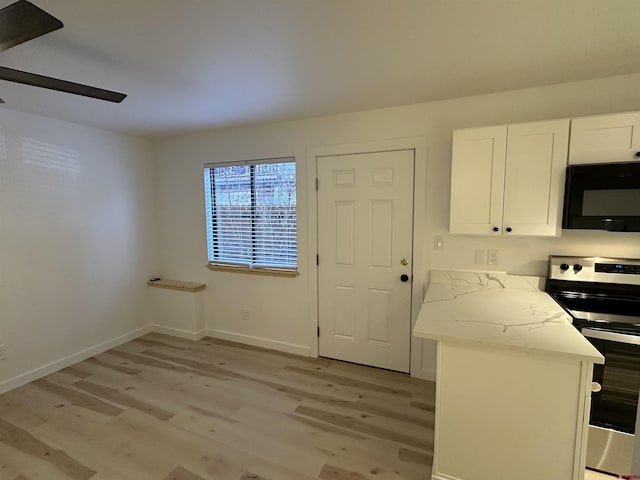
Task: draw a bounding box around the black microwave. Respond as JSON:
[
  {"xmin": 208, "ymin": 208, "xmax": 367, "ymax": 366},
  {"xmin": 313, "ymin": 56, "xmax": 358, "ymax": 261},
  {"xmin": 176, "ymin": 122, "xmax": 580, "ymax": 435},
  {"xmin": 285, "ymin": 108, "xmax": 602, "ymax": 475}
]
[{"xmin": 563, "ymin": 161, "xmax": 640, "ymax": 232}]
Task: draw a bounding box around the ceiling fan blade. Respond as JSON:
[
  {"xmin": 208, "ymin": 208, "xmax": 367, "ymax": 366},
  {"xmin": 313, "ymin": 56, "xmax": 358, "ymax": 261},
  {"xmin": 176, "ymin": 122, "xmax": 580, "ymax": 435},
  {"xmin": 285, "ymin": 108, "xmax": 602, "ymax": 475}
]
[
  {"xmin": 0, "ymin": 66, "xmax": 127, "ymax": 103},
  {"xmin": 0, "ymin": 0, "xmax": 63, "ymax": 52}
]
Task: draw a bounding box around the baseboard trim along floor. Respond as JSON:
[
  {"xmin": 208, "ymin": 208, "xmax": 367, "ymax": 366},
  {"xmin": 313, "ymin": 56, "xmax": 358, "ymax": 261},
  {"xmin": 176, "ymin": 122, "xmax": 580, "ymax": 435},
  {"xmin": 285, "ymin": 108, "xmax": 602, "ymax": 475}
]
[
  {"xmin": 205, "ymin": 328, "xmax": 312, "ymax": 357},
  {"xmin": 0, "ymin": 326, "xmax": 312, "ymax": 396},
  {"xmin": 0, "ymin": 325, "xmax": 154, "ymax": 395}
]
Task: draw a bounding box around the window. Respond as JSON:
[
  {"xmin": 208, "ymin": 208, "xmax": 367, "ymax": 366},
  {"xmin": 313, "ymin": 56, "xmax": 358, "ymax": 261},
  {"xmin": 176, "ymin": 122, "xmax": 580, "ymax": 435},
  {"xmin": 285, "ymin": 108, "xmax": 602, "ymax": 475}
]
[{"xmin": 203, "ymin": 157, "xmax": 297, "ymax": 275}]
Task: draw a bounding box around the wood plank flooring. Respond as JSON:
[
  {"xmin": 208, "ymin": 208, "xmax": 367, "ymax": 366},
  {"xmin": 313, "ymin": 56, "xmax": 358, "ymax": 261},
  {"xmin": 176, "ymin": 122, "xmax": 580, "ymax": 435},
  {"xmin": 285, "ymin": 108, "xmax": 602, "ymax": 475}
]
[{"xmin": 0, "ymin": 333, "xmax": 435, "ymax": 480}]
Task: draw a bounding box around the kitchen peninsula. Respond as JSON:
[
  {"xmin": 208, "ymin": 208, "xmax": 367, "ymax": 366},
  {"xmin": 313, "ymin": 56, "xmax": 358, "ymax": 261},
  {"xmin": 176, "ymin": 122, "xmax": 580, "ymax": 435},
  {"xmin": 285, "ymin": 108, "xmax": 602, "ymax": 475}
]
[{"xmin": 413, "ymin": 270, "xmax": 604, "ymax": 480}]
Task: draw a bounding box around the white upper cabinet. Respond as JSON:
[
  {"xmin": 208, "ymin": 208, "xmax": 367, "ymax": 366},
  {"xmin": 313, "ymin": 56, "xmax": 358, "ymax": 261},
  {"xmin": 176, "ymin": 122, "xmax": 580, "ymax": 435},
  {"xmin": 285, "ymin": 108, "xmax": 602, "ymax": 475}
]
[
  {"xmin": 503, "ymin": 120, "xmax": 570, "ymax": 236},
  {"xmin": 569, "ymin": 111, "xmax": 640, "ymax": 165},
  {"xmin": 450, "ymin": 126, "xmax": 507, "ymax": 235},
  {"xmin": 450, "ymin": 119, "xmax": 569, "ymax": 236}
]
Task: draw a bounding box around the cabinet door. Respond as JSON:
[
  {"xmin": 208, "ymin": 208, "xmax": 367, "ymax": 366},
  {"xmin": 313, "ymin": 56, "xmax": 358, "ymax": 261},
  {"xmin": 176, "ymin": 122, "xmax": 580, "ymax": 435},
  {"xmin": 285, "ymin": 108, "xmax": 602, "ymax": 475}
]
[
  {"xmin": 502, "ymin": 119, "xmax": 569, "ymax": 237},
  {"xmin": 569, "ymin": 112, "xmax": 640, "ymax": 165},
  {"xmin": 450, "ymin": 126, "xmax": 507, "ymax": 235}
]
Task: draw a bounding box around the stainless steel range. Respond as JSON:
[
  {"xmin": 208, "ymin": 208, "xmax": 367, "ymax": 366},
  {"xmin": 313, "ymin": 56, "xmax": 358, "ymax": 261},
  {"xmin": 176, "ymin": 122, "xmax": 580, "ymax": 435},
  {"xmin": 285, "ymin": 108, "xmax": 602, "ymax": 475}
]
[{"xmin": 547, "ymin": 256, "xmax": 640, "ymax": 476}]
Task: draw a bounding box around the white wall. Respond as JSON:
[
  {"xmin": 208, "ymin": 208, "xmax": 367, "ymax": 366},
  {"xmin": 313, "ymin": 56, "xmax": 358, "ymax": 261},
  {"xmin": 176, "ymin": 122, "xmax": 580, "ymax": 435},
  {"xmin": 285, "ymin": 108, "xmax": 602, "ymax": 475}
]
[
  {"xmin": 152, "ymin": 72, "xmax": 640, "ymax": 378},
  {"xmin": 0, "ymin": 109, "xmax": 156, "ymax": 392}
]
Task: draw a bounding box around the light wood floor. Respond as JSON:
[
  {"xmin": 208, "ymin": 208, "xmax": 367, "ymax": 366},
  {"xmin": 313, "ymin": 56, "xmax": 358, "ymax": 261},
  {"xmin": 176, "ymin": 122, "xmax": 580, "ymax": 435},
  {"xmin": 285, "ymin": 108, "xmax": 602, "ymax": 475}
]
[{"xmin": 0, "ymin": 333, "xmax": 435, "ymax": 480}]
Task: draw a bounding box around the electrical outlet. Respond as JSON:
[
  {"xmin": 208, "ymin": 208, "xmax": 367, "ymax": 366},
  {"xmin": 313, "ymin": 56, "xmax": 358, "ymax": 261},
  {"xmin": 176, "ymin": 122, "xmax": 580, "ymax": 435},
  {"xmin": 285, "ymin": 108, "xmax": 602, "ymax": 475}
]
[
  {"xmin": 0, "ymin": 344, "xmax": 6, "ymax": 361},
  {"xmin": 475, "ymin": 250, "xmax": 486, "ymax": 265},
  {"xmin": 242, "ymin": 308, "xmax": 250, "ymax": 321},
  {"xmin": 487, "ymin": 249, "xmax": 499, "ymax": 266}
]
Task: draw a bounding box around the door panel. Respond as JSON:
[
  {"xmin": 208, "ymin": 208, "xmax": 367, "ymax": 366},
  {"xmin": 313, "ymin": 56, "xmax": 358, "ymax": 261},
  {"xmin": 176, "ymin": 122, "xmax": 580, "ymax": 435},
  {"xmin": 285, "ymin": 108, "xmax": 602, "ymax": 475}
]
[
  {"xmin": 503, "ymin": 119, "xmax": 569, "ymax": 236},
  {"xmin": 335, "ymin": 202, "xmax": 355, "ymax": 264},
  {"xmin": 333, "ymin": 285, "xmax": 356, "ymax": 338},
  {"xmin": 449, "ymin": 126, "xmax": 507, "ymax": 234},
  {"xmin": 368, "ymin": 288, "xmax": 392, "ymax": 343},
  {"xmin": 370, "ymin": 200, "xmax": 393, "ymax": 267},
  {"xmin": 569, "ymin": 112, "xmax": 640, "ymax": 165},
  {"xmin": 318, "ymin": 150, "xmax": 414, "ymax": 372}
]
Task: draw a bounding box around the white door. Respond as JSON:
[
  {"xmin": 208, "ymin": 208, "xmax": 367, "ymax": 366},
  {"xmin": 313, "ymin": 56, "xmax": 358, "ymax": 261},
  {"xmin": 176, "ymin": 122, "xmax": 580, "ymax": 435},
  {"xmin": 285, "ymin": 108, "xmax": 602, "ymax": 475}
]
[
  {"xmin": 317, "ymin": 150, "xmax": 414, "ymax": 372},
  {"xmin": 502, "ymin": 119, "xmax": 569, "ymax": 237},
  {"xmin": 569, "ymin": 111, "xmax": 640, "ymax": 165},
  {"xmin": 449, "ymin": 126, "xmax": 507, "ymax": 235}
]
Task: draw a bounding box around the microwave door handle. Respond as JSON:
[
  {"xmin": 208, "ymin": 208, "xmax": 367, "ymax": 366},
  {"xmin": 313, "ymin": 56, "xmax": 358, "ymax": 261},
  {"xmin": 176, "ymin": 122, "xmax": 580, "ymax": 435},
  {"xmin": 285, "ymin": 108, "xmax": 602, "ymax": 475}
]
[{"xmin": 582, "ymin": 328, "xmax": 640, "ymax": 346}]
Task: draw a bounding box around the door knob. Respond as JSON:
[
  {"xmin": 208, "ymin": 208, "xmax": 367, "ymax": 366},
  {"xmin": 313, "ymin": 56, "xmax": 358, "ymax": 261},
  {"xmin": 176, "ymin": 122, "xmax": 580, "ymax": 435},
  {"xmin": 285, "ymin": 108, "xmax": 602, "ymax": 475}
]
[
  {"xmin": 591, "ymin": 382, "xmax": 602, "ymax": 393},
  {"xmin": 400, "ymin": 274, "xmax": 409, "ymax": 282},
  {"xmin": 400, "ymin": 258, "xmax": 409, "ymax": 266}
]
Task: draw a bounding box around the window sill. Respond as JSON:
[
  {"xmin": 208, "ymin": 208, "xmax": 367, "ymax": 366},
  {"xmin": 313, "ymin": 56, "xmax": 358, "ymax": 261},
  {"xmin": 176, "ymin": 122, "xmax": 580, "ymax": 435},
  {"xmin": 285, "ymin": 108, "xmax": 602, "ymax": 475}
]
[{"xmin": 206, "ymin": 264, "xmax": 299, "ymax": 278}]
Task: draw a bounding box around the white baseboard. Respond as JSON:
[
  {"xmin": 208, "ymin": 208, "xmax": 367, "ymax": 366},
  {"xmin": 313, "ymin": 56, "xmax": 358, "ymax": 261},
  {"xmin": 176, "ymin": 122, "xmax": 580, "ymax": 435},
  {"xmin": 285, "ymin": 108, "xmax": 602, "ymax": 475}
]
[
  {"xmin": 0, "ymin": 325, "xmax": 153, "ymax": 395},
  {"xmin": 413, "ymin": 368, "xmax": 436, "ymax": 382},
  {"xmin": 151, "ymin": 324, "xmax": 207, "ymax": 341},
  {"xmin": 431, "ymin": 473, "xmax": 460, "ymax": 480},
  {"xmin": 0, "ymin": 324, "xmax": 311, "ymax": 396},
  {"xmin": 204, "ymin": 328, "xmax": 312, "ymax": 357},
  {"xmin": 1, "ymin": 324, "xmax": 425, "ymax": 395}
]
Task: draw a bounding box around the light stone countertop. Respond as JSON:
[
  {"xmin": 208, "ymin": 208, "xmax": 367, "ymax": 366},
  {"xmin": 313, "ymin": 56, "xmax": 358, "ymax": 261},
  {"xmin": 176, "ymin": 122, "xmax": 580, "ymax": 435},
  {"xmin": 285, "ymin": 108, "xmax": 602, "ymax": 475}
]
[{"xmin": 413, "ymin": 270, "xmax": 604, "ymax": 363}]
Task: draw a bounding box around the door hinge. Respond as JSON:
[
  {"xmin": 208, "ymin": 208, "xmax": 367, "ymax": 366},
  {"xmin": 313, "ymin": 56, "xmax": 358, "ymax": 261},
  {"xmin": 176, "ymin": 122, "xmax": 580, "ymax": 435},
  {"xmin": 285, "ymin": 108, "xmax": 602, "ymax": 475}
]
[
  {"xmin": 315, "ymin": 178, "xmax": 318, "ymax": 191},
  {"xmin": 316, "ymin": 254, "xmax": 319, "ymax": 266},
  {"xmin": 317, "ymin": 326, "xmax": 320, "ymax": 337}
]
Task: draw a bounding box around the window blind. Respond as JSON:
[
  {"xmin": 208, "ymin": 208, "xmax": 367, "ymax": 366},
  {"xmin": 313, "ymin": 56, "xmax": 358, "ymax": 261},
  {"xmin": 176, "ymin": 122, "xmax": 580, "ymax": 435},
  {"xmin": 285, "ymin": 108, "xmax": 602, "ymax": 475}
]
[{"xmin": 203, "ymin": 158, "xmax": 297, "ymax": 270}]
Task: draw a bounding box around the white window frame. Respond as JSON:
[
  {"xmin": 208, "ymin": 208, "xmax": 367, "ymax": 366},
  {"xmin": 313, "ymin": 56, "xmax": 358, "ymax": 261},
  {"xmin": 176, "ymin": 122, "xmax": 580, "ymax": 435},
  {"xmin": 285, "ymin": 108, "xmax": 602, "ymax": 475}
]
[{"xmin": 203, "ymin": 157, "xmax": 298, "ymax": 277}]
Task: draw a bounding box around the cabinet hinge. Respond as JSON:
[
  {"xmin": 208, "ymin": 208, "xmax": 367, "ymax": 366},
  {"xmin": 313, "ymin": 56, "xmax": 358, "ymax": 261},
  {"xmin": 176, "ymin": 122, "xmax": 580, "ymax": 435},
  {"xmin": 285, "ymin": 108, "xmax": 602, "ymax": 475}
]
[
  {"xmin": 316, "ymin": 254, "xmax": 319, "ymax": 266},
  {"xmin": 315, "ymin": 178, "xmax": 319, "ymax": 191},
  {"xmin": 317, "ymin": 326, "xmax": 320, "ymax": 337}
]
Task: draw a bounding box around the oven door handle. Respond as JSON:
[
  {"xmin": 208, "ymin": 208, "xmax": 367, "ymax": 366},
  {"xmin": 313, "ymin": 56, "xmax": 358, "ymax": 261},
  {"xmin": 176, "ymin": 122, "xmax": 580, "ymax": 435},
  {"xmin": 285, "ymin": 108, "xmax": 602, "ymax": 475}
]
[{"xmin": 582, "ymin": 328, "xmax": 640, "ymax": 345}]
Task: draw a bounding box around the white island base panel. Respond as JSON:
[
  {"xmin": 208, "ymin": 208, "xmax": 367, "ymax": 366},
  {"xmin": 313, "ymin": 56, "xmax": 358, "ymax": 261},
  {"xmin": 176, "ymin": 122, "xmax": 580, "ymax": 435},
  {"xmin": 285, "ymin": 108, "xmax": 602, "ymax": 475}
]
[
  {"xmin": 433, "ymin": 341, "xmax": 592, "ymax": 480},
  {"xmin": 414, "ymin": 270, "xmax": 604, "ymax": 480}
]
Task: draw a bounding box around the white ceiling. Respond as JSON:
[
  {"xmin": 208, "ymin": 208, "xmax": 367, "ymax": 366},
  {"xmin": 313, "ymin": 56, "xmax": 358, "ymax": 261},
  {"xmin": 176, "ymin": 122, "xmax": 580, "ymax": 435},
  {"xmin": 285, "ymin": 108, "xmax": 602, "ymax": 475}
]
[{"xmin": 1, "ymin": 0, "xmax": 640, "ymax": 137}]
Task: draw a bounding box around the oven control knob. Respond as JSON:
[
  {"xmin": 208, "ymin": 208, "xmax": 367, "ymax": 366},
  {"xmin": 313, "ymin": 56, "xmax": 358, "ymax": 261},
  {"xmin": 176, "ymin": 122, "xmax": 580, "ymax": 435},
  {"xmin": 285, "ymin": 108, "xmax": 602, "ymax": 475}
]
[
  {"xmin": 573, "ymin": 264, "xmax": 583, "ymax": 272},
  {"xmin": 560, "ymin": 263, "xmax": 570, "ymax": 271}
]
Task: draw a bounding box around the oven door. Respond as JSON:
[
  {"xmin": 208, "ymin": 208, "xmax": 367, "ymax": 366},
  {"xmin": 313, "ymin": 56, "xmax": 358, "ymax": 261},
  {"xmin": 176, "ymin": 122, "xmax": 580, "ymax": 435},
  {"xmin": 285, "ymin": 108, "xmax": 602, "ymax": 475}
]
[
  {"xmin": 582, "ymin": 328, "xmax": 639, "ymax": 475},
  {"xmin": 583, "ymin": 329, "xmax": 640, "ymax": 432}
]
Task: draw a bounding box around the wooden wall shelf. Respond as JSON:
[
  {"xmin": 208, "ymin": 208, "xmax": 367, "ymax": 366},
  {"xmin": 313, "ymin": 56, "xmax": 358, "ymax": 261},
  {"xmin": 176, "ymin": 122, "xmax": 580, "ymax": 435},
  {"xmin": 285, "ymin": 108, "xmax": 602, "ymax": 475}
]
[{"xmin": 147, "ymin": 279, "xmax": 206, "ymax": 293}]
